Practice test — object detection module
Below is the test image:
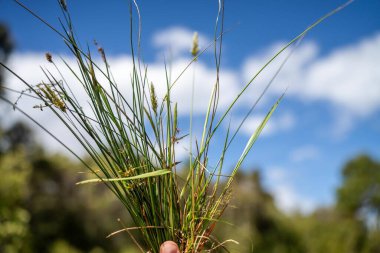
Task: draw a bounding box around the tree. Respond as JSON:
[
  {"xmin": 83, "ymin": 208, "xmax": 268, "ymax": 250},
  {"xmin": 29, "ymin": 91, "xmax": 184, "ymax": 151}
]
[
  {"xmin": 0, "ymin": 23, "xmax": 14, "ymax": 95},
  {"xmin": 337, "ymin": 155, "xmax": 380, "ymax": 227},
  {"xmin": 293, "ymin": 207, "xmax": 366, "ymax": 253}
]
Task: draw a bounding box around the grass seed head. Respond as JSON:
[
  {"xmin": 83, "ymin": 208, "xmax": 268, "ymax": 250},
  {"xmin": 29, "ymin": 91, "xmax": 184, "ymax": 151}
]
[
  {"xmin": 59, "ymin": 0, "xmax": 67, "ymax": 11},
  {"xmin": 45, "ymin": 52, "xmax": 53, "ymax": 63},
  {"xmin": 38, "ymin": 82, "xmax": 66, "ymax": 112},
  {"xmin": 191, "ymin": 32, "xmax": 199, "ymax": 58},
  {"xmin": 94, "ymin": 40, "xmax": 106, "ymax": 63},
  {"xmin": 98, "ymin": 47, "xmax": 106, "ymax": 63},
  {"xmin": 150, "ymin": 82, "xmax": 158, "ymax": 114}
]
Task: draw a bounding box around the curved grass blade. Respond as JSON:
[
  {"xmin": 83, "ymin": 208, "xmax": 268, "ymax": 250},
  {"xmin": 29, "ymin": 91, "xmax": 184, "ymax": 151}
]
[{"xmin": 76, "ymin": 169, "xmax": 171, "ymax": 185}]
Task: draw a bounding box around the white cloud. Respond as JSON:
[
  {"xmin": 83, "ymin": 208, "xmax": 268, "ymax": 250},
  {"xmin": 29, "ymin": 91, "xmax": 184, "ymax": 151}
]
[
  {"xmin": 152, "ymin": 26, "xmax": 211, "ymax": 58},
  {"xmin": 242, "ymin": 41, "xmax": 318, "ymax": 107},
  {"xmin": 4, "ymin": 51, "xmax": 240, "ymax": 155},
  {"xmin": 5, "ymin": 52, "xmax": 240, "ymax": 117},
  {"xmin": 242, "ymin": 33, "xmax": 380, "ymax": 136},
  {"xmin": 235, "ymin": 112, "xmax": 295, "ymax": 137},
  {"xmin": 3, "ymin": 32, "xmax": 380, "ymax": 155},
  {"xmin": 301, "ymin": 34, "xmax": 380, "ymax": 116},
  {"xmin": 266, "ymin": 167, "xmax": 316, "ymax": 214},
  {"xmin": 4, "ymin": 53, "xmax": 89, "ymax": 156},
  {"xmin": 290, "ymin": 145, "xmax": 320, "ymax": 163},
  {"xmin": 145, "ymin": 58, "xmax": 240, "ymax": 115}
]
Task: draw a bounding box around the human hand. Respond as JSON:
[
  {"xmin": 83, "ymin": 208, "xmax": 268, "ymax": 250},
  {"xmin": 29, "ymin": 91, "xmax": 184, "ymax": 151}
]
[{"xmin": 160, "ymin": 241, "xmax": 180, "ymax": 253}]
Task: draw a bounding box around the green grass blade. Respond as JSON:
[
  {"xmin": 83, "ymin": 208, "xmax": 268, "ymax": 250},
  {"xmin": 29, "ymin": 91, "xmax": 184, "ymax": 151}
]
[{"xmin": 76, "ymin": 169, "xmax": 172, "ymax": 185}]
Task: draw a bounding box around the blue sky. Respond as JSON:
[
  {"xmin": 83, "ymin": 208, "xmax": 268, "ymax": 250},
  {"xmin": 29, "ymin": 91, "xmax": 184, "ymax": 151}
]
[{"xmin": 1, "ymin": 0, "xmax": 379, "ymax": 213}]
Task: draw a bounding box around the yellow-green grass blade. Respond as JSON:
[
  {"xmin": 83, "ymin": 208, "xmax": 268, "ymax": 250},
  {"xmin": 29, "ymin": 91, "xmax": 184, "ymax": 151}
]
[{"xmin": 77, "ymin": 169, "xmax": 171, "ymax": 185}]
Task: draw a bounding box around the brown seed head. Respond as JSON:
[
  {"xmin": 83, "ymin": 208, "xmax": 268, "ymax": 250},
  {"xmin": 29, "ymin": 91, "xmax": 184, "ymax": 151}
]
[
  {"xmin": 60, "ymin": 0, "xmax": 67, "ymax": 11},
  {"xmin": 98, "ymin": 47, "xmax": 106, "ymax": 63},
  {"xmin": 94, "ymin": 40, "xmax": 106, "ymax": 63},
  {"xmin": 45, "ymin": 52, "xmax": 53, "ymax": 63}
]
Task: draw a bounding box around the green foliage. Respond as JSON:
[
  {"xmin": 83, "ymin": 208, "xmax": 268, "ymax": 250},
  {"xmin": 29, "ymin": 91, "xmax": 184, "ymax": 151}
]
[
  {"xmin": 1, "ymin": 122, "xmax": 34, "ymax": 153},
  {"xmin": 0, "ymin": 149, "xmax": 30, "ymax": 207},
  {"xmin": 361, "ymin": 230, "xmax": 380, "ymax": 253},
  {"xmin": 0, "ymin": 132, "xmax": 137, "ymax": 253},
  {"xmin": 49, "ymin": 240, "xmax": 82, "ymax": 253},
  {"xmin": 1, "ymin": 127, "xmax": 379, "ymax": 253},
  {"xmin": 337, "ymin": 155, "xmax": 380, "ymax": 222},
  {"xmin": 292, "ymin": 154, "xmax": 380, "ymax": 253},
  {"xmin": 293, "ymin": 208, "xmax": 366, "ymax": 253},
  {"xmin": 0, "ymin": 147, "xmax": 31, "ymax": 253}
]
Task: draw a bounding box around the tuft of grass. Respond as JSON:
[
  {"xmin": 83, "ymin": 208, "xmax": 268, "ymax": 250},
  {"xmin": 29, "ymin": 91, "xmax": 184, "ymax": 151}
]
[{"xmin": 0, "ymin": 0, "xmax": 353, "ymax": 252}]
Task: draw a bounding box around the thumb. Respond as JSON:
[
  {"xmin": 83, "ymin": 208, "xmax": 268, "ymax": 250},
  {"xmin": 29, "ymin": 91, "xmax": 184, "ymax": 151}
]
[{"xmin": 160, "ymin": 241, "xmax": 180, "ymax": 253}]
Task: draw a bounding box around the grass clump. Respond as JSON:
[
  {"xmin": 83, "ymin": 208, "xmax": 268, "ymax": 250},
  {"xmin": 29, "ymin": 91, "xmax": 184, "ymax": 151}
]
[{"xmin": 0, "ymin": 0, "xmax": 353, "ymax": 252}]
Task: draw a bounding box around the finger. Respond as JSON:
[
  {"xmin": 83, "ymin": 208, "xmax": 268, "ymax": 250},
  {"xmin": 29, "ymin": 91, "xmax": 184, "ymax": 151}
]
[{"xmin": 160, "ymin": 240, "xmax": 180, "ymax": 253}]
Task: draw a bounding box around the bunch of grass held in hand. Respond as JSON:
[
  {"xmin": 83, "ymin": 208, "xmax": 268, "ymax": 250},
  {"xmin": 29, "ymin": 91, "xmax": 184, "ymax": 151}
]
[{"xmin": 0, "ymin": 0, "xmax": 353, "ymax": 252}]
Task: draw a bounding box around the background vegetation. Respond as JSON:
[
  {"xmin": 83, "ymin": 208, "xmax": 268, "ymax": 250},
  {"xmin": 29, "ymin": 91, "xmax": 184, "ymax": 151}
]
[{"xmin": 1, "ymin": 116, "xmax": 379, "ymax": 253}]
